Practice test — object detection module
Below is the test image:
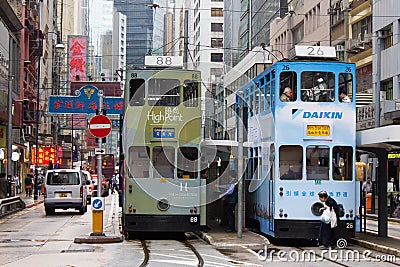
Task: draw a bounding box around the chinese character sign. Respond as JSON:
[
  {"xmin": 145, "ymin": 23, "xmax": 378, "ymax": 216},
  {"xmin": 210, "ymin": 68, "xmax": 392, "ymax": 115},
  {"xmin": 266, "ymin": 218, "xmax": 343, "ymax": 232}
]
[
  {"xmin": 48, "ymin": 85, "xmax": 124, "ymax": 114},
  {"xmin": 32, "ymin": 146, "xmax": 57, "ymax": 165},
  {"xmin": 68, "ymin": 35, "xmax": 87, "ymax": 82}
]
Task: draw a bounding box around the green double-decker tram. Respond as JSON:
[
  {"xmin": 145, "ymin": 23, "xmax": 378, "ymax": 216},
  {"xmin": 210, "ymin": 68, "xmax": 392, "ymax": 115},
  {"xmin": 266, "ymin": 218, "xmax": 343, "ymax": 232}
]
[{"xmin": 122, "ymin": 69, "xmax": 203, "ymax": 236}]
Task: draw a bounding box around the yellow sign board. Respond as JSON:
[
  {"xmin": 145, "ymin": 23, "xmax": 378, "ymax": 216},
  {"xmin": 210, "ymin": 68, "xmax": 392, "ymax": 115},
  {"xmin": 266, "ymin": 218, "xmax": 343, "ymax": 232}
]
[{"xmin": 306, "ymin": 125, "xmax": 330, "ymax": 136}]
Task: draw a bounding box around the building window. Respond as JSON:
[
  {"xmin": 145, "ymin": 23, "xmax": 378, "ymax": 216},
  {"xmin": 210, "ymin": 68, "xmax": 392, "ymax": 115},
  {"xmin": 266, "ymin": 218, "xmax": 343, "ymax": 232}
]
[
  {"xmin": 211, "ymin": 23, "xmax": 223, "ymax": 32},
  {"xmin": 211, "ymin": 8, "xmax": 223, "ymax": 17},
  {"xmin": 382, "ymin": 24, "xmax": 393, "ymax": 50},
  {"xmin": 292, "ymin": 21, "xmax": 304, "ymax": 45},
  {"xmin": 210, "ymin": 68, "xmax": 223, "ymax": 77},
  {"xmin": 211, "ymin": 38, "xmax": 223, "ymax": 48},
  {"xmin": 211, "ymin": 53, "xmax": 223, "ymax": 62},
  {"xmin": 352, "ymin": 15, "xmax": 372, "ymax": 40},
  {"xmin": 381, "ymin": 78, "xmax": 393, "ymax": 100}
]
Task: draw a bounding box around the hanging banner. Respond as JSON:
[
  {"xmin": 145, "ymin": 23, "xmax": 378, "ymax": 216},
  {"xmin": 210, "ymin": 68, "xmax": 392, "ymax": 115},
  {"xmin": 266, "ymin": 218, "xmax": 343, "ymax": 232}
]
[{"xmin": 68, "ymin": 35, "xmax": 88, "ymax": 82}]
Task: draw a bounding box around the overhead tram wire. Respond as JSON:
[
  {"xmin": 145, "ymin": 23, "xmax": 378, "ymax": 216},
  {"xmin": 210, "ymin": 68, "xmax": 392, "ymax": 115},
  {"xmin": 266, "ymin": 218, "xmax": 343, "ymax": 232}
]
[{"xmin": 114, "ymin": 3, "xmax": 400, "ymax": 19}]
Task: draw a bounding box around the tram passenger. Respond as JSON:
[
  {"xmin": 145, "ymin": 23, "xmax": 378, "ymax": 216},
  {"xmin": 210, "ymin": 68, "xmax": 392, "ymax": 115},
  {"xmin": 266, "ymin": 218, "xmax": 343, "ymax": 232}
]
[
  {"xmin": 317, "ymin": 191, "xmax": 340, "ymax": 249},
  {"xmin": 280, "ymin": 87, "xmax": 292, "ymax": 102},
  {"xmin": 339, "ymin": 90, "xmax": 351, "ymax": 103}
]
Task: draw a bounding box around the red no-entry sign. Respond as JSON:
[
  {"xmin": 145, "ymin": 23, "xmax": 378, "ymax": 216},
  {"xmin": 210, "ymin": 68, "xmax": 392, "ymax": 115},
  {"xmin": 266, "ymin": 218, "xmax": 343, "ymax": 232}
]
[{"xmin": 88, "ymin": 115, "xmax": 112, "ymax": 138}]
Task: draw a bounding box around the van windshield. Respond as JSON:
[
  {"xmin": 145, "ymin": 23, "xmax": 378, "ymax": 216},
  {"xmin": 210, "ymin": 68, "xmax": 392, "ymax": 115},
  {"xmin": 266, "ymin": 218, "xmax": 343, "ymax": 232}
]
[{"xmin": 47, "ymin": 172, "xmax": 80, "ymax": 185}]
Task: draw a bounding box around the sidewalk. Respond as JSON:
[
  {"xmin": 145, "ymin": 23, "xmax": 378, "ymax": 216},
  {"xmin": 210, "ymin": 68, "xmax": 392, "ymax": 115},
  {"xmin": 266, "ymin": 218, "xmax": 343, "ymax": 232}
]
[
  {"xmin": 19, "ymin": 192, "xmax": 44, "ymax": 208},
  {"xmin": 200, "ymin": 218, "xmax": 269, "ymax": 252}
]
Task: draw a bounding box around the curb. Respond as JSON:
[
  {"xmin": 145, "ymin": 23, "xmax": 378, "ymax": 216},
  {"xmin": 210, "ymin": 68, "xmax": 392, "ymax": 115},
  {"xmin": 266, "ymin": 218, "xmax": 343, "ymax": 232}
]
[
  {"xmin": 74, "ymin": 235, "xmax": 123, "ymax": 244},
  {"xmin": 25, "ymin": 200, "xmax": 44, "ymax": 209},
  {"xmin": 350, "ymin": 238, "xmax": 400, "ymax": 257}
]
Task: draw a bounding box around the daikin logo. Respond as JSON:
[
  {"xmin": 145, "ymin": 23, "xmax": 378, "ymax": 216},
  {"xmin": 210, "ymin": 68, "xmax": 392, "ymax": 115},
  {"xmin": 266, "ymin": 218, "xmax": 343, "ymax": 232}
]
[{"xmin": 303, "ymin": 111, "xmax": 343, "ymax": 119}]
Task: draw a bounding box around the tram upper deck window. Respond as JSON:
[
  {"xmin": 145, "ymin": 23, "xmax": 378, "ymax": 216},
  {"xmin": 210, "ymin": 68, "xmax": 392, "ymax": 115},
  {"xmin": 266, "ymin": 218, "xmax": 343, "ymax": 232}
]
[
  {"xmin": 279, "ymin": 145, "xmax": 302, "ymax": 180},
  {"xmin": 301, "ymin": 72, "xmax": 335, "ymax": 102},
  {"xmin": 306, "ymin": 145, "xmax": 329, "ymax": 180},
  {"xmin": 129, "ymin": 78, "xmax": 145, "ymax": 106},
  {"xmin": 148, "ymin": 78, "xmax": 180, "ymax": 106},
  {"xmin": 183, "ymin": 80, "xmax": 199, "ymax": 107},
  {"xmin": 280, "ymin": 72, "xmax": 297, "ymax": 102},
  {"xmin": 338, "ymin": 73, "xmax": 353, "ymax": 103},
  {"xmin": 332, "ymin": 146, "xmax": 353, "ymax": 181},
  {"xmin": 177, "ymin": 147, "xmax": 199, "ymax": 179},
  {"xmin": 153, "ymin": 146, "xmax": 175, "ymax": 178},
  {"xmin": 128, "ymin": 146, "xmax": 150, "ymax": 178}
]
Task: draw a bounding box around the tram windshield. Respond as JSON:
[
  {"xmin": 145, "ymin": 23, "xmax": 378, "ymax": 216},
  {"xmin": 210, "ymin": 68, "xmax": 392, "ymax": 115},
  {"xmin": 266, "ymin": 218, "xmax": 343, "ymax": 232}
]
[{"xmin": 301, "ymin": 72, "xmax": 335, "ymax": 102}]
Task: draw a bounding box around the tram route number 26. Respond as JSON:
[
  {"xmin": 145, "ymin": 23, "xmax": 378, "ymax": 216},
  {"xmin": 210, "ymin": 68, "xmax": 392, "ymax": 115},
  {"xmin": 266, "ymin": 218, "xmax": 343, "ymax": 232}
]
[{"xmin": 346, "ymin": 222, "xmax": 354, "ymax": 229}]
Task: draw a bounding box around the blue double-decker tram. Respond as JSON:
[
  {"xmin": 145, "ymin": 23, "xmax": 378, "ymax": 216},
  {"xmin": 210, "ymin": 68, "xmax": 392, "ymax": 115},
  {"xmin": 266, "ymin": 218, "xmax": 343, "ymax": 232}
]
[{"xmin": 243, "ymin": 46, "xmax": 359, "ymax": 240}]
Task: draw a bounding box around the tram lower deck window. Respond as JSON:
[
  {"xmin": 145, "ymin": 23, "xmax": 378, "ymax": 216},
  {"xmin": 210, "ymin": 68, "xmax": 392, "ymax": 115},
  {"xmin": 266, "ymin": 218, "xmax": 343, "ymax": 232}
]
[
  {"xmin": 279, "ymin": 146, "xmax": 302, "ymax": 180},
  {"xmin": 128, "ymin": 146, "xmax": 150, "ymax": 178},
  {"xmin": 332, "ymin": 146, "xmax": 353, "ymax": 181},
  {"xmin": 306, "ymin": 146, "xmax": 329, "ymax": 180}
]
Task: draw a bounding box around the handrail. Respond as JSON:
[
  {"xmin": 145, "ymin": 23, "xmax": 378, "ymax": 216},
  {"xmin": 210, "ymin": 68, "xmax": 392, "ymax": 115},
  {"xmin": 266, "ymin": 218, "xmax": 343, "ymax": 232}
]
[{"xmin": 0, "ymin": 196, "xmax": 26, "ymax": 218}]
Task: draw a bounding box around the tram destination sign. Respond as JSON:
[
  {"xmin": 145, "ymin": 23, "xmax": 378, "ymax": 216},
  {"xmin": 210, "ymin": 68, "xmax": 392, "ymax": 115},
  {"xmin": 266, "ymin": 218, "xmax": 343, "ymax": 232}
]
[
  {"xmin": 306, "ymin": 125, "xmax": 330, "ymax": 137},
  {"xmin": 145, "ymin": 56, "xmax": 183, "ymax": 67}
]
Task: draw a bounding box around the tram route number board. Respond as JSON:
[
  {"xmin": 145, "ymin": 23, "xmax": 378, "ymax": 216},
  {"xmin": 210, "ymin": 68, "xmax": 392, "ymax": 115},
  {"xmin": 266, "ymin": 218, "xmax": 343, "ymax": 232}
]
[{"xmin": 306, "ymin": 125, "xmax": 330, "ymax": 137}]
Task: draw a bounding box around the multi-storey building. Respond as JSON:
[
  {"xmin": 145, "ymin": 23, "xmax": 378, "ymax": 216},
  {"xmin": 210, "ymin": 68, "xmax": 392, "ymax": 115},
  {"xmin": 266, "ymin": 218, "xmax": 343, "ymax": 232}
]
[
  {"xmin": 188, "ymin": 0, "xmax": 224, "ymax": 89},
  {"xmin": 114, "ymin": 0, "xmax": 166, "ymax": 67}
]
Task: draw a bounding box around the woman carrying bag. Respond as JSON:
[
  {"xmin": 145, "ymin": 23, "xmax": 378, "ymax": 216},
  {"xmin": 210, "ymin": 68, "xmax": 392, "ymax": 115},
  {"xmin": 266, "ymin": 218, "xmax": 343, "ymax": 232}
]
[{"xmin": 317, "ymin": 191, "xmax": 340, "ymax": 249}]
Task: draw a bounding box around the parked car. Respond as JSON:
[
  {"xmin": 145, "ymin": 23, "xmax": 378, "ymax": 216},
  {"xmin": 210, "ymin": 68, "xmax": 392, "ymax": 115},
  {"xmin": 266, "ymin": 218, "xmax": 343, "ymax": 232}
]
[
  {"xmin": 91, "ymin": 174, "xmax": 109, "ymax": 197},
  {"xmin": 43, "ymin": 169, "xmax": 89, "ymax": 215},
  {"xmin": 82, "ymin": 170, "xmax": 94, "ymax": 204}
]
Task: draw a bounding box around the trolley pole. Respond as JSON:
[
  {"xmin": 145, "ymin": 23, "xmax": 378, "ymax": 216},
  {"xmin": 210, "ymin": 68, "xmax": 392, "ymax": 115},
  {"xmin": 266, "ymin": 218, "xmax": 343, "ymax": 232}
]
[{"xmin": 237, "ymin": 101, "xmax": 243, "ymax": 238}]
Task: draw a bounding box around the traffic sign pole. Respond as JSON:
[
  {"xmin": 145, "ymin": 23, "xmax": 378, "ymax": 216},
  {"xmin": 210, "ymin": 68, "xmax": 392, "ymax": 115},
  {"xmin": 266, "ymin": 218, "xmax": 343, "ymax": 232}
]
[{"xmin": 92, "ymin": 91, "xmax": 105, "ymax": 236}]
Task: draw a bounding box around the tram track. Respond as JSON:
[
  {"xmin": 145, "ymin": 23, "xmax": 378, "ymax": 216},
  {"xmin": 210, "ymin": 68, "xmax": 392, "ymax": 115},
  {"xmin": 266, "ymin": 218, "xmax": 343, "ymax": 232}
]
[{"xmin": 137, "ymin": 233, "xmax": 204, "ymax": 267}]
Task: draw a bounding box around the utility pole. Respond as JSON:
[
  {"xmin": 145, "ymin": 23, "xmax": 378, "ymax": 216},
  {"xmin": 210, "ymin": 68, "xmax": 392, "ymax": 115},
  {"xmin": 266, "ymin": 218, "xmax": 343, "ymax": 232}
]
[
  {"xmin": 97, "ymin": 92, "xmax": 103, "ymax": 197},
  {"xmin": 237, "ymin": 97, "xmax": 244, "ymax": 238},
  {"xmin": 7, "ymin": 73, "xmax": 13, "ymax": 196},
  {"xmin": 34, "ymin": 19, "xmax": 42, "ymax": 201}
]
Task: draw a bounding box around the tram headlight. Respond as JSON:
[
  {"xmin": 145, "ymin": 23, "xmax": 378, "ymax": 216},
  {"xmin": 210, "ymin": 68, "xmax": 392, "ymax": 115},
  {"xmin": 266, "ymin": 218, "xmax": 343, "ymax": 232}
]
[
  {"xmin": 311, "ymin": 202, "xmax": 325, "ymax": 216},
  {"xmin": 157, "ymin": 198, "xmax": 170, "ymax": 211}
]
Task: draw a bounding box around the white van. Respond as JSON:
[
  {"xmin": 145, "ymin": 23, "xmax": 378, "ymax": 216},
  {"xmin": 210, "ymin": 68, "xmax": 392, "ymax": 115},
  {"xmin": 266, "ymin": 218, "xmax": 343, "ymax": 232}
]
[{"xmin": 44, "ymin": 169, "xmax": 88, "ymax": 215}]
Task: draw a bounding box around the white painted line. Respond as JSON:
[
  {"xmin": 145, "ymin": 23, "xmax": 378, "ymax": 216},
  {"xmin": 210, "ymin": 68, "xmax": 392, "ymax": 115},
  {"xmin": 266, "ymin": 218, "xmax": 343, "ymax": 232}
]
[{"xmin": 90, "ymin": 124, "xmax": 111, "ymax": 129}]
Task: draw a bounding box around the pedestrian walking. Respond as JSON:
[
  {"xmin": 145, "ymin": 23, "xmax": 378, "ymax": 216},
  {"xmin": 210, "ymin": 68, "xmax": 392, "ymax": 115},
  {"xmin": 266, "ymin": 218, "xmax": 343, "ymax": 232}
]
[
  {"xmin": 25, "ymin": 174, "xmax": 33, "ymax": 197},
  {"xmin": 0, "ymin": 173, "xmax": 7, "ymax": 199}
]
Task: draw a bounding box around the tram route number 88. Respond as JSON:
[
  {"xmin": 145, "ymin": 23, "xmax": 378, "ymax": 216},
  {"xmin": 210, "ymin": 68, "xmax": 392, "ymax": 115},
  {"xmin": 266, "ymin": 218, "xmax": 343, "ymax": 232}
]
[{"xmin": 189, "ymin": 216, "xmax": 199, "ymax": 224}]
